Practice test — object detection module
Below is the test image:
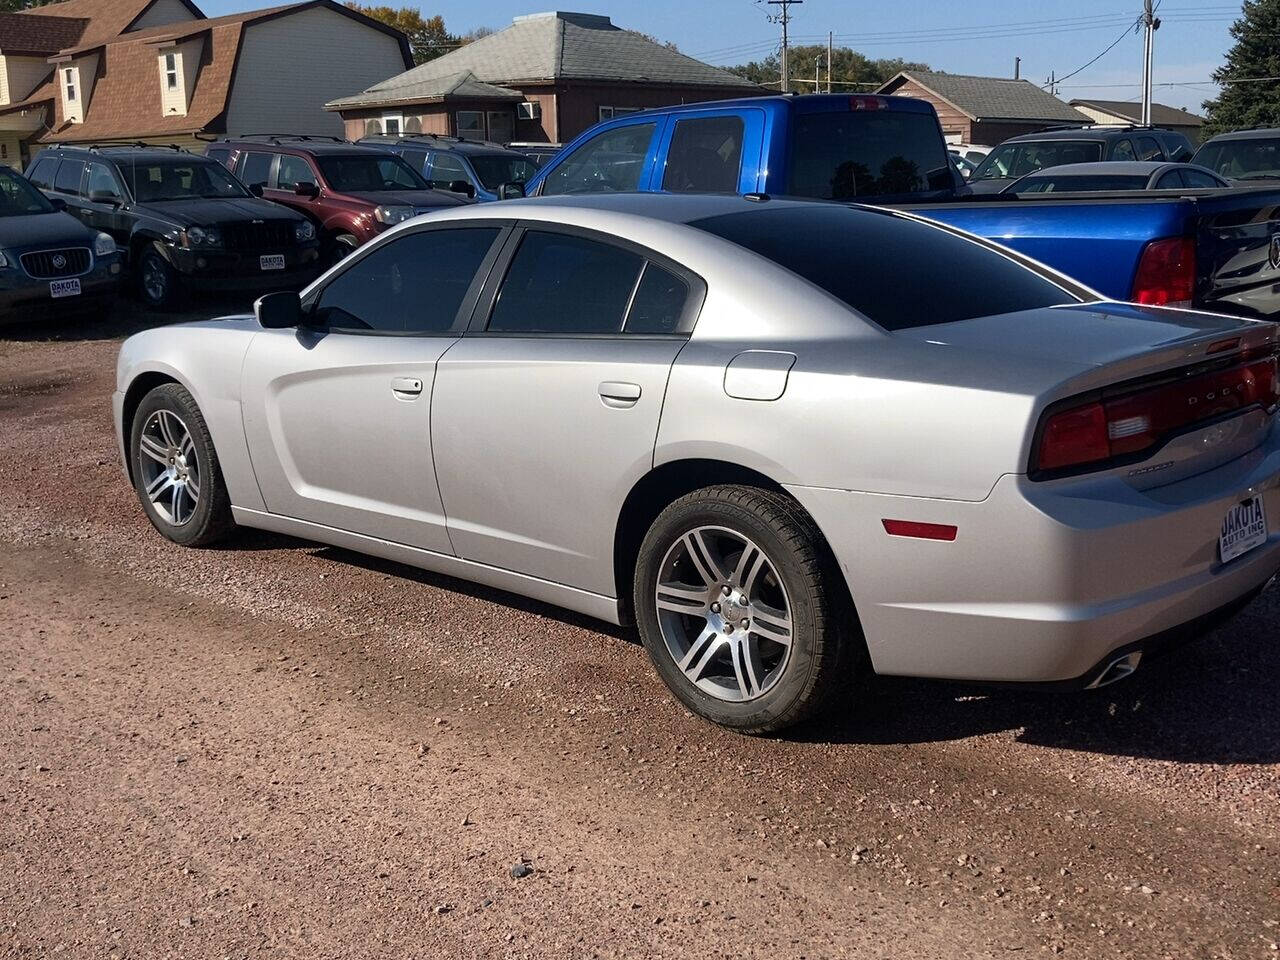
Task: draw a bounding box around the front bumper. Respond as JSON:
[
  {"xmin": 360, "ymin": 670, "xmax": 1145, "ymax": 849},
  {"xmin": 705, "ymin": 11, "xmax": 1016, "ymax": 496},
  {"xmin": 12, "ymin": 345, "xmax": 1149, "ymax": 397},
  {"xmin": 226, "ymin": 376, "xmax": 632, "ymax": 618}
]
[
  {"xmin": 168, "ymin": 244, "xmax": 321, "ymax": 292},
  {"xmin": 788, "ymin": 423, "xmax": 1280, "ymax": 684},
  {"xmin": 0, "ymin": 258, "xmax": 123, "ymax": 322}
]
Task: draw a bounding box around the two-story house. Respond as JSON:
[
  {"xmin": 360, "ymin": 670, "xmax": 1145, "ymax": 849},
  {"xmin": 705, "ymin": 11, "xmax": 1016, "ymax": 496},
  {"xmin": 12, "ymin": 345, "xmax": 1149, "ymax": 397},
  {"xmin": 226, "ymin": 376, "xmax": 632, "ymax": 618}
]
[{"xmin": 0, "ymin": 0, "xmax": 411, "ymax": 168}]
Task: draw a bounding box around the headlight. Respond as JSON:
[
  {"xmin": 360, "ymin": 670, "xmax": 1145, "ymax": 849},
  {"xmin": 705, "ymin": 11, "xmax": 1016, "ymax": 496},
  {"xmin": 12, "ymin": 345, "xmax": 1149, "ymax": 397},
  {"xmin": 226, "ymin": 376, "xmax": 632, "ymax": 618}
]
[
  {"xmin": 374, "ymin": 204, "xmax": 416, "ymax": 225},
  {"xmin": 294, "ymin": 220, "xmax": 316, "ymax": 242},
  {"xmin": 93, "ymin": 232, "xmax": 116, "ymax": 257},
  {"xmin": 183, "ymin": 226, "xmax": 221, "ymax": 247}
]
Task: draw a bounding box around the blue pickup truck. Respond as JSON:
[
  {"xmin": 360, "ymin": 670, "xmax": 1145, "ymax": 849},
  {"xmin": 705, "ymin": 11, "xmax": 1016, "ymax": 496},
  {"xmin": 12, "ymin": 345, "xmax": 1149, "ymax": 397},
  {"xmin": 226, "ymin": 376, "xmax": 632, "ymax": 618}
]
[{"xmin": 524, "ymin": 94, "xmax": 1280, "ymax": 319}]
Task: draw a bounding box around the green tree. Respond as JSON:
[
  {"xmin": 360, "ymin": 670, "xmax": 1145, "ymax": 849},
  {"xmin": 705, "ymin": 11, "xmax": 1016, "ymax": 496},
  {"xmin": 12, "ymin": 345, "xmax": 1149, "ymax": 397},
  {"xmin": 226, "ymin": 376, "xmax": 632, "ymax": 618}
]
[
  {"xmin": 346, "ymin": 4, "xmax": 456, "ymax": 64},
  {"xmin": 726, "ymin": 46, "xmax": 930, "ymax": 91},
  {"xmin": 1202, "ymin": 0, "xmax": 1280, "ymax": 134},
  {"xmin": 0, "ymin": 0, "xmax": 61, "ymax": 9}
]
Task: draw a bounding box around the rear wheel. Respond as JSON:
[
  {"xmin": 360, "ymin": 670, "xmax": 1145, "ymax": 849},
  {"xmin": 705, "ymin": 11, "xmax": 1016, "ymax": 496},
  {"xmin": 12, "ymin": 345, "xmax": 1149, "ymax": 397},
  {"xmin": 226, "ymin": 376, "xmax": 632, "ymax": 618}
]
[
  {"xmin": 130, "ymin": 383, "xmax": 234, "ymax": 547},
  {"xmin": 633, "ymin": 485, "xmax": 853, "ymax": 734}
]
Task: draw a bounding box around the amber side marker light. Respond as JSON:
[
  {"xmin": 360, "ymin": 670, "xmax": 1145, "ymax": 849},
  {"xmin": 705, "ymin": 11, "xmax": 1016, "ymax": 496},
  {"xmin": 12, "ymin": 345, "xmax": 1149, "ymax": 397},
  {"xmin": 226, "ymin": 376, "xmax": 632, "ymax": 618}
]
[{"xmin": 882, "ymin": 519, "xmax": 958, "ymax": 541}]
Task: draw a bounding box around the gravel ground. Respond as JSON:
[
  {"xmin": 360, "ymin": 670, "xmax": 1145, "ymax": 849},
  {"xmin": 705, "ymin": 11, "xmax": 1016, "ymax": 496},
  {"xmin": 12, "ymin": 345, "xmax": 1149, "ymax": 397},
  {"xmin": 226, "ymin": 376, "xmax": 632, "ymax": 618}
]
[{"xmin": 1, "ymin": 301, "xmax": 1278, "ymax": 959}]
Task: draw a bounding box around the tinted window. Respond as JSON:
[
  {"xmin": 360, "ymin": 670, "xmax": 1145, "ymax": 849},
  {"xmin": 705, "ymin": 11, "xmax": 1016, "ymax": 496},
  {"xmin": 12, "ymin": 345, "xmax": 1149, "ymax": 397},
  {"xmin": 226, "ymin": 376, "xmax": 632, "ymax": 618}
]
[
  {"xmin": 625, "ymin": 262, "xmax": 689, "ymax": 334},
  {"xmin": 428, "ymin": 151, "xmax": 469, "ymax": 183},
  {"xmin": 314, "ymin": 227, "xmax": 499, "ymax": 333},
  {"xmin": 240, "ymin": 151, "xmax": 273, "ymax": 188},
  {"xmin": 86, "ymin": 162, "xmax": 123, "ymax": 199},
  {"xmin": 1110, "ymin": 139, "xmax": 1136, "ymax": 161},
  {"xmin": 1135, "ymin": 136, "xmax": 1162, "ymax": 161},
  {"xmin": 789, "ymin": 110, "xmax": 952, "ymax": 198},
  {"xmin": 662, "ymin": 115, "xmax": 744, "ymax": 193},
  {"xmin": 276, "ymin": 154, "xmax": 316, "ymax": 190},
  {"xmin": 691, "ymin": 206, "xmax": 1079, "ymax": 331},
  {"xmin": 489, "ymin": 231, "xmax": 643, "ymax": 334},
  {"xmin": 1181, "ymin": 168, "xmax": 1223, "ymax": 188},
  {"xmin": 972, "ymin": 140, "xmax": 1104, "ymax": 181},
  {"xmin": 317, "ymin": 155, "xmax": 426, "ymax": 191},
  {"xmin": 400, "ymin": 149, "xmax": 429, "ymax": 174},
  {"xmin": 53, "ymin": 158, "xmax": 85, "ymax": 195},
  {"xmin": 118, "ymin": 159, "xmax": 248, "ymax": 201},
  {"xmin": 1013, "ymin": 174, "xmax": 1149, "ymax": 193},
  {"xmin": 0, "ymin": 167, "xmax": 54, "ymax": 216},
  {"xmin": 468, "ymin": 154, "xmax": 537, "ymax": 191},
  {"xmin": 540, "ymin": 122, "xmax": 657, "ymax": 196},
  {"xmin": 1192, "ymin": 137, "xmax": 1280, "ymax": 180},
  {"xmin": 26, "ymin": 156, "xmax": 56, "ymax": 189},
  {"xmin": 1155, "ymin": 171, "xmax": 1185, "ymax": 189}
]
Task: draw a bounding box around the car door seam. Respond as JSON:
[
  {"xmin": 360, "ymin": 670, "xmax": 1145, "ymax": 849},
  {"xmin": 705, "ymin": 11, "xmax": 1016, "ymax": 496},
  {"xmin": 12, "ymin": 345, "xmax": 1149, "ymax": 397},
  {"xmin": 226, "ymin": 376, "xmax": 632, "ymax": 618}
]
[{"xmin": 430, "ymin": 335, "xmax": 465, "ymax": 557}]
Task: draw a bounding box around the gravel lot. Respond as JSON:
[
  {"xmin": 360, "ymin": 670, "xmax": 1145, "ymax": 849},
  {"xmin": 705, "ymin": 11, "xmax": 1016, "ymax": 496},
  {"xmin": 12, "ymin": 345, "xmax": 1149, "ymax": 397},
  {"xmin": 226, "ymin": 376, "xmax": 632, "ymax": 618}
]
[{"xmin": 1, "ymin": 300, "xmax": 1278, "ymax": 959}]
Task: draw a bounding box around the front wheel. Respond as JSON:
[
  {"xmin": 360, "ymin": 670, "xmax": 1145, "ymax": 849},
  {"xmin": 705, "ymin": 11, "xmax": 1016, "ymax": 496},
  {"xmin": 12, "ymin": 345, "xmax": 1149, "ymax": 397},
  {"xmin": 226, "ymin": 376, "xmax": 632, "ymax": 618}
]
[
  {"xmin": 633, "ymin": 485, "xmax": 853, "ymax": 734},
  {"xmin": 137, "ymin": 245, "xmax": 182, "ymax": 310}
]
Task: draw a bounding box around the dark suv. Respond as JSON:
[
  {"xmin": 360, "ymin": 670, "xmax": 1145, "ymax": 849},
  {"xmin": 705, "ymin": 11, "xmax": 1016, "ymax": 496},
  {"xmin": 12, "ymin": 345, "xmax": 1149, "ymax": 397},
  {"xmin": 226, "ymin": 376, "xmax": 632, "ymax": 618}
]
[
  {"xmin": 25, "ymin": 144, "xmax": 321, "ymax": 308},
  {"xmin": 967, "ymin": 126, "xmax": 1196, "ymax": 193},
  {"xmin": 206, "ymin": 135, "xmax": 469, "ymax": 263},
  {"xmin": 356, "ymin": 134, "xmax": 538, "ymax": 202}
]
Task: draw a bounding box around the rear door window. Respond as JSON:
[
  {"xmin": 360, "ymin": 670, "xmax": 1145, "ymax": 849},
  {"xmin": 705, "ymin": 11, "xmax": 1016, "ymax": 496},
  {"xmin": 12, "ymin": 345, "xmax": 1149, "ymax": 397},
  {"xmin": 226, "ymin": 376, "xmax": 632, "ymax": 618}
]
[
  {"xmin": 662, "ymin": 115, "xmax": 745, "ymax": 193},
  {"xmin": 1136, "ymin": 136, "xmax": 1163, "ymax": 161},
  {"xmin": 239, "ymin": 151, "xmax": 273, "ymax": 189},
  {"xmin": 86, "ymin": 162, "xmax": 124, "ymax": 201},
  {"xmin": 624, "ymin": 262, "xmax": 689, "ymax": 334},
  {"xmin": 53, "ymin": 158, "xmax": 85, "ymax": 196},
  {"xmin": 1110, "ymin": 139, "xmax": 1136, "ymax": 161},
  {"xmin": 788, "ymin": 110, "xmax": 952, "ymax": 198},
  {"xmin": 539, "ymin": 122, "xmax": 658, "ymax": 196}
]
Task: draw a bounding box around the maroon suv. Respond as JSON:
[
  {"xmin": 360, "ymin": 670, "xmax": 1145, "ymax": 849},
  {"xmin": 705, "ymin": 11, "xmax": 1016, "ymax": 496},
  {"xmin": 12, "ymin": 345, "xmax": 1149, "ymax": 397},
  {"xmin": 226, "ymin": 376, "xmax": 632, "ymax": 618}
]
[{"xmin": 206, "ymin": 136, "xmax": 470, "ymax": 263}]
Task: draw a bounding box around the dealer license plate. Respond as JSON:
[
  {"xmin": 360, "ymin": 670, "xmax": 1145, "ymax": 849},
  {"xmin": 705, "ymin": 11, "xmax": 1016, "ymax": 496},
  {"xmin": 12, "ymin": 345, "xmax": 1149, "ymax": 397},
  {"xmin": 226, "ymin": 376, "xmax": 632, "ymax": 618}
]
[
  {"xmin": 259, "ymin": 254, "xmax": 286, "ymax": 271},
  {"xmin": 1220, "ymin": 495, "xmax": 1268, "ymax": 563},
  {"xmin": 49, "ymin": 278, "xmax": 81, "ymax": 298}
]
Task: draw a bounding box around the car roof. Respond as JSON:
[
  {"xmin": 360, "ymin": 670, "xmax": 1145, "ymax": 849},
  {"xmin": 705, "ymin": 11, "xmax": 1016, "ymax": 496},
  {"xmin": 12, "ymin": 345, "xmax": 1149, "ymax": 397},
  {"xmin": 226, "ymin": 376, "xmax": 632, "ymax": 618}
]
[
  {"xmin": 1020, "ymin": 161, "xmax": 1168, "ymax": 176},
  {"xmin": 43, "ymin": 144, "xmax": 208, "ymax": 163},
  {"xmin": 1000, "ymin": 127, "xmax": 1178, "ymax": 144},
  {"xmin": 1200, "ymin": 127, "xmax": 1280, "ymax": 143},
  {"xmin": 359, "ymin": 135, "xmax": 527, "ymax": 157},
  {"xmin": 218, "ymin": 138, "xmax": 394, "ymax": 157}
]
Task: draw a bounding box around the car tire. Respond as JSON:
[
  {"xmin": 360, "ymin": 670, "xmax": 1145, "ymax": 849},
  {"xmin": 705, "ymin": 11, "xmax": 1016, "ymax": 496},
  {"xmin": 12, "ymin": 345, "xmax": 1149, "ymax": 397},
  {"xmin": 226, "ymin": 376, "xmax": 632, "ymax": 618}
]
[
  {"xmin": 329, "ymin": 233, "xmax": 359, "ymax": 266},
  {"xmin": 130, "ymin": 383, "xmax": 234, "ymax": 547},
  {"xmin": 633, "ymin": 485, "xmax": 855, "ymax": 734},
  {"xmin": 137, "ymin": 245, "xmax": 182, "ymax": 311}
]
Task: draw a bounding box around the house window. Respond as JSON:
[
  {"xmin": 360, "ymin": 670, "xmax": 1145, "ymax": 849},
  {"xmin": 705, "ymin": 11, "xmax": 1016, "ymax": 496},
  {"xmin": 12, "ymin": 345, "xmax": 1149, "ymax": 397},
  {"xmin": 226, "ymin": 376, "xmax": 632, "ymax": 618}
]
[
  {"xmin": 63, "ymin": 69, "xmax": 76, "ymax": 103},
  {"xmin": 456, "ymin": 110, "xmax": 484, "ymax": 141},
  {"xmin": 382, "ymin": 114, "xmax": 403, "ymax": 136},
  {"xmin": 164, "ymin": 53, "xmax": 178, "ymax": 91},
  {"xmin": 598, "ymin": 106, "xmax": 641, "ymax": 122}
]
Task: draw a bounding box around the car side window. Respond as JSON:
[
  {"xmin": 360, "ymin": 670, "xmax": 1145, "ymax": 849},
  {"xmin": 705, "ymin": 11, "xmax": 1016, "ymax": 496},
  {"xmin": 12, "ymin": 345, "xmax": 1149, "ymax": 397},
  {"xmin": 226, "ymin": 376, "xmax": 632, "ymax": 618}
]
[
  {"xmin": 53, "ymin": 158, "xmax": 85, "ymax": 196},
  {"xmin": 401, "ymin": 149, "xmax": 429, "ymax": 175},
  {"xmin": 428, "ymin": 151, "xmax": 469, "ymax": 183},
  {"xmin": 662, "ymin": 115, "xmax": 744, "ymax": 193},
  {"xmin": 1136, "ymin": 136, "xmax": 1162, "ymax": 161},
  {"xmin": 1181, "ymin": 169, "xmax": 1221, "ymax": 188},
  {"xmin": 489, "ymin": 231, "xmax": 644, "ymax": 334},
  {"xmin": 240, "ymin": 151, "xmax": 273, "ymax": 189},
  {"xmin": 86, "ymin": 162, "xmax": 124, "ymax": 200},
  {"xmin": 276, "ymin": 154, "xmax": 316, "ymax": 190},
  {"xmin": 313, "ymin": 227, "xmax": 500, "ymax": 334},
  {"xmin": 625, "ymin": 262, "xmax": 689, "ymax": 334},
  {"xmin": 540, "ymin": 122, "xmax": 657, "ymax": 196},
  {"xmin": 26, "ymin": 156, "xmax": 56, "ymax": 189},
  {"xmin": 1111, "ymin": 139, "xmax": 1136, "ymax": 161}
]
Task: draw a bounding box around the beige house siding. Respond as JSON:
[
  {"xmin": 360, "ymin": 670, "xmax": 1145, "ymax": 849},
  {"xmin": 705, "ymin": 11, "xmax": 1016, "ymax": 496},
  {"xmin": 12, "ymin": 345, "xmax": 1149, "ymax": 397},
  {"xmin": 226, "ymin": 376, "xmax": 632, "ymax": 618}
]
[
  {"xmin": 128, "ymin": 0, "xmax": 200, "ymax": 32},
  {"xmin": 225, "ymin": 5, "xmax": 405, "ymax": 137},
  {"xmin": 58, "ymin": 53, "xmax": 100, "ymax": 125},
  {"xmin": 157, "ymin": 36, "xmax": 203, "ymax": 117},
  {"xmin": 0, "ymin": 133, "xmax": 21, "ymax": 168},
  {"xmin": 1, "ymin": 55, "xmax": 53, "ymax": 106}
]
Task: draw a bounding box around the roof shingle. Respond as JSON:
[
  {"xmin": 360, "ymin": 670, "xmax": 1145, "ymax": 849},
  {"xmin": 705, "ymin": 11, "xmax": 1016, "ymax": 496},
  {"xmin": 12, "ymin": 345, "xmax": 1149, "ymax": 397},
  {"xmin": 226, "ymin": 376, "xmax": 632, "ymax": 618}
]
[
  {"xmin": 878, "ymin": 70, "xmax": 1089, "ymax": 124},
  {"xmin": 1069, "ymin": 99, "xmax": 1205, "ymax": 127},
  {"xmin": 0, "ymin": 11, "xmax": 88, "ymax": 55}
]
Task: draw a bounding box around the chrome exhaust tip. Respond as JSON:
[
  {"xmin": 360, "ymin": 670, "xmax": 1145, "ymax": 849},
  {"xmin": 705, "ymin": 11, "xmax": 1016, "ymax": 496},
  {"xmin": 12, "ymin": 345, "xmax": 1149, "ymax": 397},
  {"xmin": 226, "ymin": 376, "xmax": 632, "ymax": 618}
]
[{"xmin": 1085, "ymin": 650, "xmax": 1143, "ymax": 690}]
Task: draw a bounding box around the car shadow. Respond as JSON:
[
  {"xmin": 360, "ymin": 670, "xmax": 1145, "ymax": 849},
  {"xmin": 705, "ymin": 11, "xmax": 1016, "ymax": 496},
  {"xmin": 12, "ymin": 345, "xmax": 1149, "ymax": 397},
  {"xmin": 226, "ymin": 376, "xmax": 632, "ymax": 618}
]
[{"xmin": 1, "ymin": 293, "xmax": 256, "ymax": 343}]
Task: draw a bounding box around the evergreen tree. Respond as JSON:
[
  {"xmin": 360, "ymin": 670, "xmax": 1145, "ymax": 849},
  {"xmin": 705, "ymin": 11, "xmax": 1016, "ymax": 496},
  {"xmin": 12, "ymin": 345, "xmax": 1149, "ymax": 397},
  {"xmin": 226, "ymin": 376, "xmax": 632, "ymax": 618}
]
[
  {"xmin": 1202, "ymin": 0, "xmax": 1280, "ymax": 134},
  {"xmin": 0, "ymin": 0, "xmax": 61, "ymax": 10}
]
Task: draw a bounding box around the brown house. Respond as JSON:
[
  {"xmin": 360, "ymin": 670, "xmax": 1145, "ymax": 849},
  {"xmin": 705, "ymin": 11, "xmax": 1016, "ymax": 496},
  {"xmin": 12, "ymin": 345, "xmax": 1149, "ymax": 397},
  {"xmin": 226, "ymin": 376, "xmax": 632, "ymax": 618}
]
[
  {"xmin": 327, "ymin": 11, "xmax": 763, "ymax": 145},
  {"xmin": 0, "ymin": 0, "xmax": 411, "ymax": 164},
  {"xmin": 876, "ymin": 70, "xmax": 1090, "ymax": 147}
]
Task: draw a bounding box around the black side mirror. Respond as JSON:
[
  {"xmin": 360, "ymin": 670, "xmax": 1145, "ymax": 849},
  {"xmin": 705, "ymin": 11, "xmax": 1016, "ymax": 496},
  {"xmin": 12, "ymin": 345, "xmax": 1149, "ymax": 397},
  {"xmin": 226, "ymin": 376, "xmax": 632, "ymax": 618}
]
[
  {"xmin": 248, "ymin": 182, "xmax": 265, "ymax": 197},
  {"xmin": 89, "ymin": 189, "xmax": 121, "ymax": 206},
  {"xmin": 255, "ymin": 290, "xmax": 302, "ymax": 329},
  {"xmin": 48, "ymin": 197, "xmax": 67, "ymax": 211},
  {"xmin": 448, "ymin": 179, "xmax": 477, "ymax": 199},
  {"xmin": 499, "ymin": 181, "xmax": 526, "ymax": 200},
  {"xmin": 294, "ymin": 181, "xmax": 320, "ymax": 198}
]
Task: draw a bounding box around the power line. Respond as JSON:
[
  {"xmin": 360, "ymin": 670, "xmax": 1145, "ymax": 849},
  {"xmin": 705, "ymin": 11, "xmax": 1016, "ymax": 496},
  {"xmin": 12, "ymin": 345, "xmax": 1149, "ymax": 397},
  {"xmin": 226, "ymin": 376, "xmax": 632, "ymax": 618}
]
[{"xmin": 1045, "ymin": 14, "xmax": 1141, "ymax": 90}]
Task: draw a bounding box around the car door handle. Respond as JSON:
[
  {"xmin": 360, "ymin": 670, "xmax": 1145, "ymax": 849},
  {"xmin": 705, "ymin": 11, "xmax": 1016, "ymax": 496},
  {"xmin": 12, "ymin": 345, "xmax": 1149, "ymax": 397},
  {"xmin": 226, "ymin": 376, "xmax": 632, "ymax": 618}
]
[
  {"xmin": 391, "ymin": 376, "xmax": 423, "ymax": 397},
  {"xmin": 598, "ymin": 381, "xmax": 641, "ymax": 408}
]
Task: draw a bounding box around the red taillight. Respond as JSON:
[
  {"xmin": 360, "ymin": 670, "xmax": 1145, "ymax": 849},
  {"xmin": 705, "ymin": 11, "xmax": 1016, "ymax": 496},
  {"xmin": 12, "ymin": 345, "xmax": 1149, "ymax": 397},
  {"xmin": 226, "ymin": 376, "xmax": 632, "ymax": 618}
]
[
  {"xmin": 848, "ymin": 95, "xmax": 888, "ymax": 111},
  {"xmin": 1034, "ymin": 354, "xmax": 1280, "ymax": 475},
  {"xmin": 1131, "ymin": 236, "xmax": 1196, "ymax": 306}
]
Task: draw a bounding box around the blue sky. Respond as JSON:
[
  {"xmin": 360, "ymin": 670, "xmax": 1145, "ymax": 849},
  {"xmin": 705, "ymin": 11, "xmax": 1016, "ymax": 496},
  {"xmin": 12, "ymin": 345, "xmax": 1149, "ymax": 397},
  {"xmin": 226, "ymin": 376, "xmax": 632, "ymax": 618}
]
[{"xmin": 201, "ymin": 0, "xmax": 1244, "ymax": 113}]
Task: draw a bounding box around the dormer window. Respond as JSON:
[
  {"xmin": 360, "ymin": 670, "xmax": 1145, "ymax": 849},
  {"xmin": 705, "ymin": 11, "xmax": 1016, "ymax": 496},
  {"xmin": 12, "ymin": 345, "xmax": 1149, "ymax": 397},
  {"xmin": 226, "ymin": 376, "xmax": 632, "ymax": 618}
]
[
  {"xmin": 64, "ymin": 68, "xmax": 77, "ymax": 102},
  {"xmin": 164, "ymin": 53, "xmax": 178, "ymax": 91}
]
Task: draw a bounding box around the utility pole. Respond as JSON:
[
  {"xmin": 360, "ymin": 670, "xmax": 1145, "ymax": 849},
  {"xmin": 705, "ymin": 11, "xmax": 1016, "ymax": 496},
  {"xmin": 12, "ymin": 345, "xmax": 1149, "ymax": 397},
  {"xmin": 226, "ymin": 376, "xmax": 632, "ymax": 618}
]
[
  {"xmin": 827, "ymin": 31, "xmax": 833, "ymax": 93},
  {"xmin": 1140, "ymin": 0, "xmax": 1161, "ymax": 126},
  {"xmin": 766, "ymin": 0, "xmax": 802, "ymax": 93},
  {"xmin": 1046, "ymin": 70, "xmax": 1056, "ymax": 95}
]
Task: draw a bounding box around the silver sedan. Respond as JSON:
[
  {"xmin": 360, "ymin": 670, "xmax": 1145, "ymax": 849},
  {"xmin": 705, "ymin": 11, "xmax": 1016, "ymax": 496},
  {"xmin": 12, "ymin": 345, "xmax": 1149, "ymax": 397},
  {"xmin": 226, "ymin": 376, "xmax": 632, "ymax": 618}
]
[{"xmin": 113, "ymin": 194, "xmax": 1280, "ymax": 733}]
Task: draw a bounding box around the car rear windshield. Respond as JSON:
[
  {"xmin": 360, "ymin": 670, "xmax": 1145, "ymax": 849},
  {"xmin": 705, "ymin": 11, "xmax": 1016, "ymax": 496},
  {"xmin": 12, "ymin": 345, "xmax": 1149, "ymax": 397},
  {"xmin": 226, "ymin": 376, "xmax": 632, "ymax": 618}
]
[
  {"xmin": 118, "ymin": 159, "xmax": 250, "ymax": 201},
  {"xmin": 0, "ymin": 167, "xmax": 54, "ymax": 217},
  {"xmin": 1192, "ymin": 137, "xmax": 1280, "ymax": 180},
  {"xmin": 788, "ymin": 110, "xmax": 954, "ymax": 199},
  {"xmin": 317, "ymin": 155, "xmax": 428, "ymax": 192},
  {"xmin": 971, "ymin": 140, "xmax": 1104, "ymax": 181},
  {"xmin": 690, "ymin": 205, "xmax": 1080, "ymax": 330},
  {"xmin": 1012, "ymin": 174, "xmax": 1149, "ymax": 193},
  {"xmin": 468, "ymin": 154, "xmax": 538, "ymax": 191}
]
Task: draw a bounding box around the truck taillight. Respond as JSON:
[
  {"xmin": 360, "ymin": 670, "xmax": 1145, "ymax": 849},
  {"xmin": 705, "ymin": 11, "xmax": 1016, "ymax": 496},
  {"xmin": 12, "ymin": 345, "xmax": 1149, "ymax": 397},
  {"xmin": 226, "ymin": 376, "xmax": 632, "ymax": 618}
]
[
  {"xmin": 848, "ymin": 95, "xmax": 888, "ymax": 111},
  {"xmin": 1033, "ymin": 353, "xmax": 1280, "ymax": 476},
  {"xmin": 1131, "ymin": 236, "xmax": 1195, "ymax": 307}
]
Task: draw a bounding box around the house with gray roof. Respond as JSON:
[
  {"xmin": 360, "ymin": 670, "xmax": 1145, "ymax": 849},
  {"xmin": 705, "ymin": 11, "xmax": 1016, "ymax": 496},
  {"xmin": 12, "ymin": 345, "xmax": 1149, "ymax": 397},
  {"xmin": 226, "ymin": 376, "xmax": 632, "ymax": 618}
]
[
  {"xmin": 876, "ymin": 70, "xmax": 1091, "ymax": 146},
  {"xmin": 326, "ymin": 11, "xmax": 762, "ymax": 145},
  {"xmin": 1070, "ymin": 99, "xmax": 1205, "ymax": 144}
]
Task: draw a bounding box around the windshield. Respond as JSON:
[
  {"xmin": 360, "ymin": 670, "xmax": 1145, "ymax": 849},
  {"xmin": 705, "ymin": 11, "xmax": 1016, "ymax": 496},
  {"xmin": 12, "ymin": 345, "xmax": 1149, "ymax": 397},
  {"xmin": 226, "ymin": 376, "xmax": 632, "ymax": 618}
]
[
  {"xmin": 1010, "ymin": 174, "xmax": 1149, "ymax": 193},
  {"xmin": 467, "ymin": 154, "xmax": 537, "ymax": 191},
  {"xmin": 788, "ymin": 110, "xmax": 954, "ymax": 199},
  {"xmin": 1192, "ymin": 138, "xmax": 1280, "ymax": 180},
  {"xmin": 317, "ymin": 154, "xmax": 429, "ymax": 192},
  {"xmin": 691, "ymin": 205, "xmax": 1080, "ymax": 330},
  {"xmin": 971, "ymin": 140, "xmax": 1104, "ymax": 181},
  {"xmin": 0, "ymin": 167, "xmax": 55, "ymax": 217},
  {"xmin": 122, "ymin": 159, "xmax": 250, "ymax": 201}
]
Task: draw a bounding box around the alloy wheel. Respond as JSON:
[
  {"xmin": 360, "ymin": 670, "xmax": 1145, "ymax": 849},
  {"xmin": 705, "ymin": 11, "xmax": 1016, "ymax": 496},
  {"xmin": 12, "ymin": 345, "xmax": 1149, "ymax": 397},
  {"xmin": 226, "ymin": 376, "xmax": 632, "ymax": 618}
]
[
  {"xmin": 142, "ymin": 256, "xmax": 167, "ymax": 304},
  {"xmin": 654, "ymin": 525, "xmax": 794, "ymax": 703},
  {"xmin": 137, "ymin": 409, "xmax": 201, "ymax": 525}
]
